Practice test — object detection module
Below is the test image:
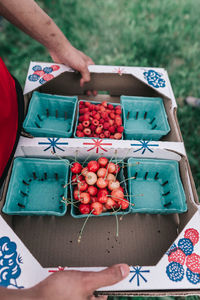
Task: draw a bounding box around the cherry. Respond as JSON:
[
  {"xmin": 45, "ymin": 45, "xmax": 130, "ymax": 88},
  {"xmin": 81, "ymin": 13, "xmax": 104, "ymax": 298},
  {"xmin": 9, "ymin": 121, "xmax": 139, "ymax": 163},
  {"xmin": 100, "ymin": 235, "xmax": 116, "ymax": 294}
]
[
  {"xmin": 115, "ymin": 109, "xmax": 122, "ymax": 115},
  {"xmin": 71, "ymin": 162, "xmax": 82, "ymax": 174},
  {"xmin": 98, "ymin": 194, "xmax": 108, "ymax": 204},
  {"xmin": 91, "ymin": 202, "xmax": 103, "ymax": 215},
  {"xmin": 74, "ymin": 188, "xmax": 81, "ymax": 200},
  {"xmin": 79, "ymin": 203, "xmax": 91, "ymax": 214},
  {"xmin": 71, "ymin": 174, "xmax": 83, "ymax": 184},
  {"xmin": 105, "ymin": 198, "xmax": 116, "ymax": 210},
  {"xmin": 90, "ymin": 196, "xmax": 98, "ymax": 203},
  {"xmin": 111, "ymin": 189, "xmax": 124, "ymax": 201},
  {"xmin": 106, "ymin": 173, "xmax": 116, "ymax": 181},
  {"xmin": 107, "ymin": 162, "xmax": 116, "ymax": 173},
  {"xmin": 88, "ymin": 186, "xmax": 98, "ymax": 196},
  {"xmin": 81, "ymin": 167, "xmax": 88, "ymax": 176},
  {"xmin": 113, "ymin": 164, "xmax": 120, "ymax": 174},
  {"xmin": 98, "ymin": 157, "xmax": 108, "ymax": 167},
  {"xmin": 97, "ymin": 168, "xmax": 107, "ymax": 178},
  {"xmin": 77, "ymin": 180, "xmax": 88, "ymax": 192},
  {"xmin": 108, "ymin": 180, "xmax": 120, "ymax": 191},
  {"xmin": 118, "ymin": 198, "xmax": 129, "ymax": 210},
  {"xmin": 96, "ymin": 177, "xmax": 108, "ymax": 189},
  {"xmin": 87, "ymin": 161, "xmax": 100, "ymax": 172},
  {"xmin": 80, "ymin": 192, "xmax": 90, "ymax": 204},
  {"xmin": 85, "ymin": 172, "xmax": 97, "ymax": 185}
]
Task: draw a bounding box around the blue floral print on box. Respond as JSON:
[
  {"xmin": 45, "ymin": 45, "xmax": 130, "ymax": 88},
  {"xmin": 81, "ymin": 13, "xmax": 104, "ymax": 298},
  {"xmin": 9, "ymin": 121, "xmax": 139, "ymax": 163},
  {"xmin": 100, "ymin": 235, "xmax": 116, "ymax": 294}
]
[
  {"xmin": 143, "ymin": 69, "xmax": 166, "ymax": 88},
  {"xmin": 0, "ymin": 236, "xmax": 23, "ymax": 289}
]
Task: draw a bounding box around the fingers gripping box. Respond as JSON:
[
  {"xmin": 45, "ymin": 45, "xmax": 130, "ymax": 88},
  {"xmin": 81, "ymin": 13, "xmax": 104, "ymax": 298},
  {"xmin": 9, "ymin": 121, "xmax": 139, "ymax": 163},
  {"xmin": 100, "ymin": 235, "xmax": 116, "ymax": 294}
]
[{"xmin": 0, "ymin": 62, "xmax": 199, "ymax": 297}]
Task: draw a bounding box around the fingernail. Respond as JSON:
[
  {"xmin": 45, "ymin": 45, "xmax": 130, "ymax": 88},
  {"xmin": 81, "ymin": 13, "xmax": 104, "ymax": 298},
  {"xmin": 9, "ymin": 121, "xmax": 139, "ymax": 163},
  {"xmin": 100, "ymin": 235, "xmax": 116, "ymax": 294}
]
[{"xmin": 119, "ymin": 264, "xmax": 129, "ymax": 278}]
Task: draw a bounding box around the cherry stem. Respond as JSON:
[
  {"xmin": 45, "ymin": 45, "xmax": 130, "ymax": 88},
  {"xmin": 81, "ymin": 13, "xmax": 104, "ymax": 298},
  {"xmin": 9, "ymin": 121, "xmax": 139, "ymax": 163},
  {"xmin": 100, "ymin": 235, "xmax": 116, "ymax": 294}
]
[
  {"xmin": 51, "ymin": 151, "xmax": 75, "ymax": 166},
  {"xmin": 119, "ymin": 176, "xmax": 136, "ymax": 184},
  {"xmin": 78, "ymin": 209, "xmax": 95, "ymax": 243},
  {"xmin": 104, "ymin": 155, "xmax": 114, "ymax": 180},
  {"xmin": 106, "ymin": 195, "xmax": 135, "ymax": 207}
]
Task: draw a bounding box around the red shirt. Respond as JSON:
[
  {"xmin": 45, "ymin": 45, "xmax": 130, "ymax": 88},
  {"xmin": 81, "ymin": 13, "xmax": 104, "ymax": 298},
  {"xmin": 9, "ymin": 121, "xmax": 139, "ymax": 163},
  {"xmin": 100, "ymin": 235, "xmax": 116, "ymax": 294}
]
[{"xmin": 0, "ymin": 57, "xmax": 18, "ymax": 179}]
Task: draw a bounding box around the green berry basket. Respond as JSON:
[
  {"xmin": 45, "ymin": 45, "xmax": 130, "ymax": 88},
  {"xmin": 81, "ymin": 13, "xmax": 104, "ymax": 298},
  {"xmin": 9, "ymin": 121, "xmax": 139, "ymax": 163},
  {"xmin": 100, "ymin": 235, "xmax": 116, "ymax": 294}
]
[
  {"xmin": 127, "ymin": 158, "xmax": 187, "ymax": 214},
  {"xmin": 23, "ymin": 91, "xmax": 78, "ymax": 137},
  {"xmin": 70, "ymin": 161, "xmax": 130, "ymax": 218},
  {"xmin": 2, "ymin": 157, "xmax": 69, "ymax": 216},
  {"xmin": 120, "ymin": 96, "xmax": 170, "ymax": 140},
  {"xmin": 73, "ymin": 100, "xmax": 124, "ymax": 140}
]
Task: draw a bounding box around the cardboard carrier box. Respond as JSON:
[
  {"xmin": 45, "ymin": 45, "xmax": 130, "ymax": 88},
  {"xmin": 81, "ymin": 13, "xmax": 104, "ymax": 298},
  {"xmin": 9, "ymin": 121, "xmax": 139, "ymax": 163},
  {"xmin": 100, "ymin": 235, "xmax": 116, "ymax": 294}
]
[{"xmin": 0, "ymin": 63, "xmax": 199, "ymax": 296}]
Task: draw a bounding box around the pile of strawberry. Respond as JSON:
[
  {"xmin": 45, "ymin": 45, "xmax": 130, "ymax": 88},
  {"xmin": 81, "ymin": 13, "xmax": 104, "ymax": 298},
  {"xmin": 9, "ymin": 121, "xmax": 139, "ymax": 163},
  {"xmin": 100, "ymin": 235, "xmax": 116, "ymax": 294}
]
[
  {"xmin": 70, "ymin": 157, "xmax": 129, "ymax": 216},
  {"xmin": 75, "ymin": 101, "xmax": 124, "ymax": 139}
]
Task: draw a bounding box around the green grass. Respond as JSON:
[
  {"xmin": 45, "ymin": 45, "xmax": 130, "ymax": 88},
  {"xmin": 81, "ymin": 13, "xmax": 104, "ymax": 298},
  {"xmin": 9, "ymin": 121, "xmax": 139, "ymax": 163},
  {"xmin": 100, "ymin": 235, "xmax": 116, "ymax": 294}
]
[{"xmin": 0, "ymin": 0, "xmax": 200, "ymax": 298}]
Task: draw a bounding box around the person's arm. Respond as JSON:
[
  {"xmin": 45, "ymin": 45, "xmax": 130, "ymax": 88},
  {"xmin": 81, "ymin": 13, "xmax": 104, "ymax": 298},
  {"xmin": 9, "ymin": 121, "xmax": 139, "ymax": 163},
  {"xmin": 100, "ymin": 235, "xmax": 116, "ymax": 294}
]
[
  {"xmin": 0, "ymin": 264, "xmax": 129, "ymax": 300},
  {"xmin": 0, "ymin": 0, "xmax": 94, "ymax": 86}
]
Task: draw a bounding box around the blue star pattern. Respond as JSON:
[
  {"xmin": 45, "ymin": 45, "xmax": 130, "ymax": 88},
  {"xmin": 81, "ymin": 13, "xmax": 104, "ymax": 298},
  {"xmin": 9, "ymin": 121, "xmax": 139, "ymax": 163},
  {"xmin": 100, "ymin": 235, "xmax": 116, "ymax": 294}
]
[
  {"xmin": 131, "ymin": 140, "xmax": 159, "ymax": 154},
  {"xmin": 0, "ymin": 236, "xmax": 24, "ymax": 289},
  {"xmin": 143, "ymin": 69, "xmax": 166, "ymax": 88},
  {"xmin": 38, "ymin": 138, "xmax": 68, "ymax": 153},
  {"xmin": 129, "ymin": 266, "xmax": 150, "ymax": 286}
]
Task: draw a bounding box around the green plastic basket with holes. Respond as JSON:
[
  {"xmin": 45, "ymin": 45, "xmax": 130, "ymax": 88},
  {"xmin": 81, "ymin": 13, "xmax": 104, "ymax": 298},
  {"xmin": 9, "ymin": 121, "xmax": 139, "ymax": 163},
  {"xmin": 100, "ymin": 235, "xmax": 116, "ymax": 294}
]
[
  {"xmin": 70, "ymin": 161, "xmax": 130, "ymax": 218},
  {"xmin": 120, "ymin": 96, "xmax": 170, "ymax": 140},
  {"xmin": 2, "ymin": 157, "xmax": 69, "ymax": 216},
  {"xmin": 23, "ymin": 91, "xmax": 78, "ymax": 137},
  {"xmin": 73, "ymin": 100, "xmax": 124, "ymax": 139},
  {"xmin": 127, "ymin": 158, "xmax": 187, "ymax": 214}
]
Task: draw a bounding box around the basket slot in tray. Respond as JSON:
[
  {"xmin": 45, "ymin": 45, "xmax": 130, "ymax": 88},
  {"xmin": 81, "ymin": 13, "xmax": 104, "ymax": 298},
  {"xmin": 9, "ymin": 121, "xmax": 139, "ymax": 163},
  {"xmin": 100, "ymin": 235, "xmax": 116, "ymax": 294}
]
[
  {"xmin": 2, "ymin": 158, "xmax": 69, "ymax": 216},
  {"xmin": 121, "ymin": 96, "xmax": 170, "ymax": 140},
  {"xmin": 127, "ymin": 158, "xmax": 187, "ymax": 214},
  {"xmin": 23, "ymin": 92, "xmax": 77, "ymax": 137}
]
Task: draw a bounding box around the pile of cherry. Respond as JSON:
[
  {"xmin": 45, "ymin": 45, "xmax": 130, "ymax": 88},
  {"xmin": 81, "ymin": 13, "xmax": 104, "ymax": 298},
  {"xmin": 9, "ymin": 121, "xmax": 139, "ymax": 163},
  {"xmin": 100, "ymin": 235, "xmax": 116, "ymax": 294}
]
[
  {"xmin": 70, "ymin": 157, "xmax": 129, "ymax": 216},
  {"xmin": 75, "ymin": 100, "xmax": 124, "ymax": 139}
]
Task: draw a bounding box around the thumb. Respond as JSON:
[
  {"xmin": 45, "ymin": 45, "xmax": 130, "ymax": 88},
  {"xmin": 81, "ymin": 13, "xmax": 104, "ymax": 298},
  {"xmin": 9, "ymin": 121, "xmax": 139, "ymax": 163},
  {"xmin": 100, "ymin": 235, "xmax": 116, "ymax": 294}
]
[{"xmin": 85, "ymin": 264, "xmax": 129, "ymax": 292}]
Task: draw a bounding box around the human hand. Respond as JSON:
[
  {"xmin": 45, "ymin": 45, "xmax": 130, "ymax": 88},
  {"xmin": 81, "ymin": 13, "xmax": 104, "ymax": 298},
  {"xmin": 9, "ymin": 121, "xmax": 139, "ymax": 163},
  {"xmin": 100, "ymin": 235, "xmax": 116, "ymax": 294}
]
[
  {"xmin": 49, "ymin": 45, "xmax": 95, "ymax": 87},
  {"xmin": 30, "ymin": 264, "xmax": 129, "ymax": 300}
]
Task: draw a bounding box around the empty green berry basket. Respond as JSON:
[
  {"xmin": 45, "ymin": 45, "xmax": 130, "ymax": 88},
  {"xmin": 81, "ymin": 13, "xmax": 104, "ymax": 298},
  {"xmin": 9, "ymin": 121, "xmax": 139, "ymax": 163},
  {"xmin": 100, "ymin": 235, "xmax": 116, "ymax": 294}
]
[
  {"xmin": 2, "ymin": 157, "xmax": 70, "ymax": 216},
  {"xmin": 120, "ymin": 96, "xmax": 170, "ymax": 140},
  {"xmin": 127, "ymin": 158, "xmax": 187, "ymax": 214},
  {"xmin": 70, "ymin": 161, "xmax": 130, "ymax": 218},
  {"xmin": 23, "ymin": 92, "xmax": 78, "ymax": 137},
  {"xmin": 73, "ymin": 100, "xmax": 124, "ymax": 139}
]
